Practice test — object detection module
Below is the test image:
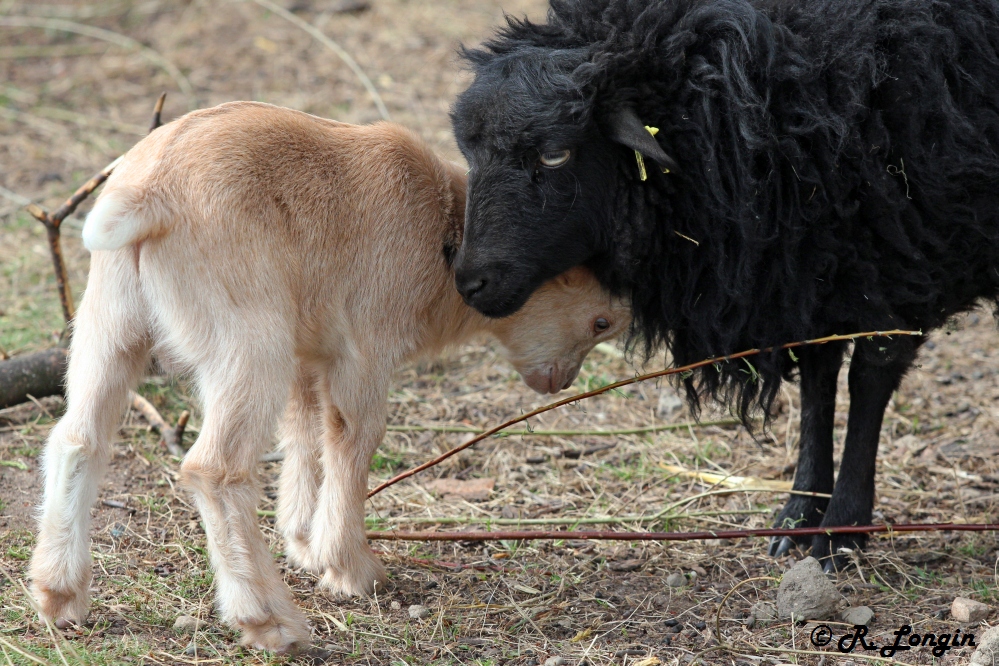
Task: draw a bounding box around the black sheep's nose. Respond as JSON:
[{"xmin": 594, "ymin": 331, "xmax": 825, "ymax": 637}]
[{"xmin": 455, "ymin": 270, "xmax": 490, "ymax": 302}]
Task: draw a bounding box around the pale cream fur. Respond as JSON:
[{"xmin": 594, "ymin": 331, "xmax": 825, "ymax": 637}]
[{"xmin": 29, "ymin": 102, "xmax": 630, "ymax": 653}]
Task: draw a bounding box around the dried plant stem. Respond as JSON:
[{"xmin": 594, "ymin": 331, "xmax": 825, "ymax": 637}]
[
  {"xmin": 368, "ymin": 329, "xmax": 922, "ymax": 498},
  {"xmin": 385, "ymin": 417, "xmax": 741, "ymax": 437},
  {"xmin": 249, "ymin": 0, "xmax": 389, "ymax": 121},
  {"xmin": 364, "ymin": 522, "xmax": 999, "ymax": 542}
]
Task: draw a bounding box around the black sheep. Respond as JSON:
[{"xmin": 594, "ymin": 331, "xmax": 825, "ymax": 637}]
[{"xmin": 450, "ymin": 0, "xmax": 999, "ymax": 569}]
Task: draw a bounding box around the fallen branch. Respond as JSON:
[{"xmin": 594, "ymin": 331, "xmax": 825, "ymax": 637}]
[
  {"xmin": 129, "ymin": 392, "xmax": 189, "ymax": 457},
  {"xmin": 0, "ymin": 348, "xmax": 67, "ymax": 410},
  {"xmin": 367, "ymin": 330, "xmax": 922, "ymax": 498},
  {"xmin": 364, "ymin": 522, "xmax": 999, "ymax": 542}
]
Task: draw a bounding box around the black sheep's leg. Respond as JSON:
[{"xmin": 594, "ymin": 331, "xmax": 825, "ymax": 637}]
[
  {"xmin": 811, "ymin": 336, "xmax": 919, "ymax": 572},
  {"xmin": 769, "ymin": 341, "xmax": 845, "ymax": 557}
]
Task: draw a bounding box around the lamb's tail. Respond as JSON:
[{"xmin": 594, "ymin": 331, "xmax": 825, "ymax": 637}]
[{"xmin": 82, "ymin": 186, "xmax": 157, "ymax": 252}]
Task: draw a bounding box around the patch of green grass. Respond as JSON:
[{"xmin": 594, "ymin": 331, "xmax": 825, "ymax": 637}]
[
  {"xmin": 371, "ymin": 450, "xmax": 405, "ymax": 472},
  {"xmin": 971, "ymin": 580, "xmax": 998, "ymax": 603},
  {"xmin": 11, "ymin": 444, "xmax": 40, "ymax": 458}
]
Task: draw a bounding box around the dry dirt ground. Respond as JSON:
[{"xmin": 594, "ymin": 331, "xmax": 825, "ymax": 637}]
[{"xmin": 1, "ymin": 1, "xmax": 998, "ymax": 665}]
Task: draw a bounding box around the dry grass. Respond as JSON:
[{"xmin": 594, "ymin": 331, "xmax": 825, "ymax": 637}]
[{"xmin": 1, "ymin": 1, "xmax": 997, "ymax": 664}]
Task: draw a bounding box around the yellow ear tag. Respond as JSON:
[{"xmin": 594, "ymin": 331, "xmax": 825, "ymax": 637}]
[{"xmin": 635, "ymin": 126, "xmax": 661, "ymax": 181}]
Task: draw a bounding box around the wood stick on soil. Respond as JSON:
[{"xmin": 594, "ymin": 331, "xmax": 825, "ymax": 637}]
[
  {"xmin": 365, "ymin": 522, "xmax": 999, "ymax": 542},
  {"xmin": 129, "ymin": 392, "xmax": 189, "ymax": 457},
  {"xmin": 367, "ymin": 329, "xmax": 922, "ymax": 498}
]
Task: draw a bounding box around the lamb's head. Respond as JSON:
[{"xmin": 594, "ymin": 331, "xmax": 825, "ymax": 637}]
[
  {"xmin": 489, "ymin": 266, "xmax": 630, "ymax": 394},
  {"xmin": 450, "ymin": 35, "xmax": 676, "ymax": 318}
]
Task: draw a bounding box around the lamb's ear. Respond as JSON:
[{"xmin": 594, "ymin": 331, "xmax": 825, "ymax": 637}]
[{"xmin": 604, "ymin": 106, "xmax": 679, "ymax": 174}]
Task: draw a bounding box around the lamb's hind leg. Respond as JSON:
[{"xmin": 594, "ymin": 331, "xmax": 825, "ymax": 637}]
[
  {"xmin": 276, "ymin": 365, "xmax": 323, "ymax": 572},
  {"xmin": 309, "ymin": 361, "xmax": 389, "ymax": 598},
  {"xmin": 30, "ymin": 250, "xmax": 150, "ymax": 627},
  {"xmin": 179, "ymin": 352, "xmax": 310, "ymax": 652}
]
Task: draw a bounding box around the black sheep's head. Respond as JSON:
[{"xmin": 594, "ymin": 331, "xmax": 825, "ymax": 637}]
[{"xmin": 450, "ymin": 44, "xmax": 676, "ymax": 318}]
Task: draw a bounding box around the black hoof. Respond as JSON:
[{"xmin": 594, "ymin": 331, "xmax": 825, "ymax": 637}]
[
  {"xmin": 769, "ymin": 494, "xmax": 828, "ymax": 558},
  {"xmin": 768, "ymin": 535, "xmax": 798, "ymax": 558},
  {"xmin": 822, "ymin": 557, "xmax": 839, "ymax": 574},
  {"xmin": 811, "ymin": 532, "xmax": 867, "ymax": 572}
]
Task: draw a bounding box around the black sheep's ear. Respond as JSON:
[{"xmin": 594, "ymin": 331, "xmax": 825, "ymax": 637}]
[{"xmin": 604, "ymin": 106, "xmax": 679, "ymax": 174}]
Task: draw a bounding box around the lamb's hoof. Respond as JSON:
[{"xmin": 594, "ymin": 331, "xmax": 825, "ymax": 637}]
[
  {"xmin": 238, "ymin": 613, "xmax": 311, "ymax": 654},
  {"xmin": 284, "ymin": 535, "xmax": 323, "ymax": 574},
  {"xmin": 768, "ymin": 536, "xmax": 799, "ymax": 558},
  {"xmin": 317, "ymin": 557, "xmax": 387, "ymax": 600},
  {"xmin": 30, "ymin": 582, "xmax": 90, "ymax": 630}
]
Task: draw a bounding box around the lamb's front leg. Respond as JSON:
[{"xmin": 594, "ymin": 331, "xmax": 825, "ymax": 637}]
[
  {"xmin": 308, "ymin": 365, "xmax": 388, "ymax": 598},
  {"xmin": 276, "ymin": 367, "xmax": 323, "ymax": 572}
]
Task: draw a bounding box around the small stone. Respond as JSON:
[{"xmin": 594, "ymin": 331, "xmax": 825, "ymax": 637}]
[
  {"xmin": 173, "ymin": 615, "xmax": 203, "ymax": 634},
  {"xmin": 840, "ymin": 606, "xmax": 874, "ymax": 626},
  {"xmin": 666, "ymin": 573, "xmax": 687, "ymax": 588},
  {"xmin": 543, "ymin": 657, "xmax": 565, "ymax": 666},
  {"xmin": 658, "ymin": 391, "xmax": 684, "ymax": 416},
  {"xmin": 971, "ymin": 624, "xmax": 999, "ymax": 665},
  {"xmin": 408, "ymin": 604, "xmax": 431, "ymax": 620},
  {"xmin": 423, "ymin": 477, "xmax": 495, "ymax": 501},
  {"xmin": 663, "ymin": 618, "xmax": 679, "ymax": 627},
  {"xmin": 776, "ymin": 557, "xmax": 847, "ymax": 621},
  {"xmin": 390, "ymin": 600, "xmax": 401, "ymax": 610},
  {"xmin": 526, "ymin": 454, "xmax": 547, "ymax": 464},
  {"xmin": 651, "ymin": 593, "xmax": 669, "ymax": 608},
  {"xmin": 744, "ymin": 616, "xmax": 756, "ymax": 629},
  {"xmin": 952, "ymin": 597, "xmax": 990, "ymax": 623},
  {"xmin": 750, "ymin": 602, "xmax": 777, "ymax": 622},
  {"xmin": 183, "ymin": 641, "xmax": 198, "ymax": 656},
  {"xmin": 693, "ymin": 620, "xmax": 706, "ymax": 630},
  {"xmin": 610, "ymin": 559, "xmax": 644, "ymax": 572}
]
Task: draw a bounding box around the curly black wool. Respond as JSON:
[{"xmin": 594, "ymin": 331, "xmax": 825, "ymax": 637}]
[{"xmin": 452, "ymin": 0, "xmax": 999, "ymax": 424}]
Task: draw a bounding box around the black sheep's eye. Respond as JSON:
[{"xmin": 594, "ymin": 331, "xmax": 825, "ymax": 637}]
[
  {"xmin": 593, "ymin": 317, "xmax": 610, "ymax": 333},
  {"xmin": 539, "ymin": 149, "xmax": 571, "ymax": 168}
]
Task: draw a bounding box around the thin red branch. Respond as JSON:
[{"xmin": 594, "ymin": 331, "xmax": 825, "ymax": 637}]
[
  {"xmin": 368, "ymin": 329, "xmax": 921, "ymax": 498},
  {"xmin": 367, "ymin": 522, "xmax": 999, "ymax": 542}
]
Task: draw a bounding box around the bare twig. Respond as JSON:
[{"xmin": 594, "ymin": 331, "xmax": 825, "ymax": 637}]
[
  {"xmin": 129, "ymin": 393, "xmax": 188, "ymax": 457},
  {"xmin": 0, "ymin": 17, "xmax": 195, "ymax": 106},
  {"xmin": 248, "ymin": 0, "xmax": 389, "ymax": 120},
  {"xmin": 149, "ymin": 92, "xmax": 166, "ymax": 133},
  {"xmin": 24, "ymin": 157, "xmax": 121, "ymax": 323},
  {"xmin": 383, "ymin": 417, "xmax": 742, "ymax": 437},
  {"xmin": 365, "ymin": 522, "xmax": 999, "ymax": 542},
  {"xmin": 20, "ymin": 95, "xmax": 166, "ymax": 325},
  {"xmin": 368, "ymin": 330, "xmax": 922, "ymax": 498}
]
